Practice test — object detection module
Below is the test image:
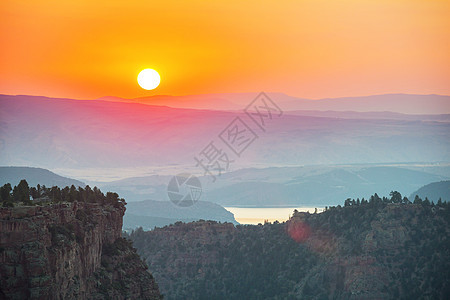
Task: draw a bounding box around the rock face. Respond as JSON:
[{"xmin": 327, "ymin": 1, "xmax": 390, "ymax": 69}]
[{"xmin": 0, "ymin": 203, "xmax": 162, "ymax": 299}]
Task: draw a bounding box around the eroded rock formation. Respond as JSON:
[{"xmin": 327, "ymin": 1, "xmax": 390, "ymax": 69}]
[{"xmin": 0, "ymin": 203, "xmax": 162, "ymax": 299}]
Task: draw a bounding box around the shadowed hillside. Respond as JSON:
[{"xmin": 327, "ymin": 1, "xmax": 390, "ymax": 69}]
[
  {"xmin": 410, "ymin": 180, "xmax": 450, "ymax": 203},
  {"xmin": 0, "ymin": 166, "xmax": 85, "ymax": 188},
  {"xmin": 123, "ymin": 200, "xmax": 238, "ymax": 231}
]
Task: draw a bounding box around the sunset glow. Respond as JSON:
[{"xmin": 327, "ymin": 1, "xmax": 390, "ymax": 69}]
[{"xmin": 1, "ymin": 0, "xmax": 449, "ymax": 99}]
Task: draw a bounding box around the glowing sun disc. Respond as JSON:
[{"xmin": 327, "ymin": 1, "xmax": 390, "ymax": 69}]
[{"xmin": 137, "ymin": 69, "xmax": 160, "ymax": 90}]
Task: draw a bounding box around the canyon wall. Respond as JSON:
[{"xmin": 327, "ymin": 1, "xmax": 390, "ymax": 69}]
[{"xmin": 0, "ymin": 202, "xmax": 161, "ymax": 299}]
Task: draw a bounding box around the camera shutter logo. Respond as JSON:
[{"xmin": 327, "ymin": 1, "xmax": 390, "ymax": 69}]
[{"xmin": 167, "ymin": 173, "xmax": 202, "ymax": 207}]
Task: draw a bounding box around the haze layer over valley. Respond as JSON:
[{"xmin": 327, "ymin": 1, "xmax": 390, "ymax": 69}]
[{"xmin": 1, "ymin": 93, "xmax": 449, "ymax": 211}]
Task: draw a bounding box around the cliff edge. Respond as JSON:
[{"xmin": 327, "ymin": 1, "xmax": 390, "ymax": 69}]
[{"xmin": 0, "ymin": 202, "xmax": 162, "ymax": 299}]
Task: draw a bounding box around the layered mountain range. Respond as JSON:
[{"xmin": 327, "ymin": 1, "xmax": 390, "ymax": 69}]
[{"xmin": 1, "ymin": 93, "xmax": 449, "ymax": 171}]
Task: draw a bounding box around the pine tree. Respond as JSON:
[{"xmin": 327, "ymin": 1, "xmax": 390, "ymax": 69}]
[
  {"xmin": 13, "ymin": 179, "xmax": 31, "ymax": 205},
  {"xmin": 414, "ymin": 195, "xmax": 422, "ymax": 204},
  {"xmin": 390, "ymin": 191, "xmax": 402, "ymax": 204},
  {"xmin": 0, "ymin": 183, "xmax": 12, "ymax": 202}
]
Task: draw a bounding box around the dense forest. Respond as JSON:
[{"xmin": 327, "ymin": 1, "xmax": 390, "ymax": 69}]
[
  {"xmin": 128, "ymin": 193, "xmax": 450, "ymax": 300},
  {"xmin": 0, "ymin": 179, "xmax": 125, "ymax": 207}
]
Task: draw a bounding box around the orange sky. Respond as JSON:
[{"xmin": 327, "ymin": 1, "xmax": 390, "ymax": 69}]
[{"xmin": 1, "ymin": 0, "xmax": 449, "ymax": 99}]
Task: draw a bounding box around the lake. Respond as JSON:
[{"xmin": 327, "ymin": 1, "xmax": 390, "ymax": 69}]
[{"xmin": 224, "ymin": 206, "xmax": 326, "ymax": 225}]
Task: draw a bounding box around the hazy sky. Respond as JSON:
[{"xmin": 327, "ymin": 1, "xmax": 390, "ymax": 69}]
[{"xmin": 1, "ymin": 0, "xmax": 449, "ymax": 99}]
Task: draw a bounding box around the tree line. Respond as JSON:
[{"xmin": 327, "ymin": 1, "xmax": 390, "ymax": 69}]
[
  {"xmin": 321, "ymin": 190, "xmax": 447, "ymax": 213},
  {"xmin": 0, "ymin": 179, "xmax": 125, "ymax": 207}
]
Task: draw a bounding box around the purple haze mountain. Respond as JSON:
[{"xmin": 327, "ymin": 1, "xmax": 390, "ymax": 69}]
[
  {"xmin": 98, "ymin": 93, "xmax": 450, "ymax": 114},
  {"xmin": 0, "ymin": 94, "xmax": 449, "ymax": 171}
]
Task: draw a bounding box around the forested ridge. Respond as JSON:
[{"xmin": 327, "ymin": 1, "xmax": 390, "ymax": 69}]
[
  {"xmin": 128, "ymin": 193, "xmax": 450, "ymax": 300},
  {"xmin": 0, "ymin": 179, "xmax": 125, "ymax": 207}
]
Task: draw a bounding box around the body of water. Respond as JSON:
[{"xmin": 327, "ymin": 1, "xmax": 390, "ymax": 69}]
[{"xmin": 225, "ymin": 206, "xmax": 326, "ymax": 225}]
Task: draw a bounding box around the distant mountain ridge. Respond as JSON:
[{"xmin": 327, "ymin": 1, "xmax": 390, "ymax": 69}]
[
  {"xmin": 96, "ymin": 93, "xmax": 450, "ymax": 114},
  {"xmin": 1, "ymin": 94, "xmax": 449, "ymax": 169},
  {"xmin": 409, "ymin": 180, "xmax": 450, "ymax": 203},
  {"xmin": 124, "ymin": 200, "xmax": 238, "ymax": 231},
  {"xmin": 98, "ymin": 165, "xmax": 449, "ymax": 207},
  {"xmin": 4, "ymin": 93, "xmax": 450, "ymax": 114},
  {"xmin": 286, "ymin": 110, "xmax": 450, "ymax": 121},
  {"xmin": 0, "ymin": 166, "xmax": 85, "ymax": 187}
]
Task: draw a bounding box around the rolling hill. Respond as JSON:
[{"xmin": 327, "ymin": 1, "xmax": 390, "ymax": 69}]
[
  {"xmin": 97, "ymin": 165, "xmax": 449, "ymax": 207},
  {"xmin": 409, "ymin": 180, "xmax": 450, "ymax": 203},
  {"xmin": 123, "ymin": 200, "xmax": 238, "ymax": 231},
  {"xmin": 0, "ymin": 166, "xmax": 85, "ymax": 187}
]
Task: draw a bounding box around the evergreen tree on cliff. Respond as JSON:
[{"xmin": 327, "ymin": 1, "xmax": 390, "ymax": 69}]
[{"xmin": 13, "ymin": 179, "xmax": 31, "ymax": 205}]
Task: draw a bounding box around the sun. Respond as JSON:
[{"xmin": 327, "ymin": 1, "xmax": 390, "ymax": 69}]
[{"xmin": 137, "ymin": 69, "xmax": 160, "ymax": 90}]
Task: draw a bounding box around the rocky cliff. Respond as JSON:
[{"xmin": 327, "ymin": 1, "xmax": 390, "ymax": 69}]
[{"xmin": 0, "ymin": 202, "xmax": 162, "ymax": 299}]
